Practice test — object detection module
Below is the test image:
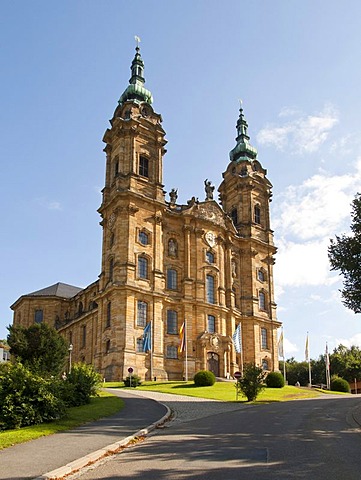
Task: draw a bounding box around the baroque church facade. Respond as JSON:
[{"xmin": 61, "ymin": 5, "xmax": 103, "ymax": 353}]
[{"xmin": 11, "ymin": 46, "xmax": 281, "ymax": 381}]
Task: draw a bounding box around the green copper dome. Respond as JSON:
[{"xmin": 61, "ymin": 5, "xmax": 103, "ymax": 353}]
[
  {"xmin": 229, "ymin": 104, "xmax": 258, "ymax": 162},
  {"xmin": 118, "ymin": 46, "xmax": 153, "ymax": 106}
]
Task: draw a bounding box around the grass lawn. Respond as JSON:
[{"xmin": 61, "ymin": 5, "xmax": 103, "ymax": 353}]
[
  {"xmin": 104, "ymin": 380, "xmax": 327, "ymax": 402},
  {"xmin": 0, "ymin": 391, "xmax": 124, "ymax": 450}
]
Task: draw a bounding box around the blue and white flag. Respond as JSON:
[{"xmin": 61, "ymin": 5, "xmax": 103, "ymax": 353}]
[
  {"xmin": 142, "ymin": 322, "xmax": 152, "ymax": 352},
  {"xmin": 232, "ymin": 323, "xmax": 242, "ymax": 353}
]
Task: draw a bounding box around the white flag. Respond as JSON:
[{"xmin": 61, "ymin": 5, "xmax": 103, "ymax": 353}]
[
  {"xmin": 232, "ymin": 323, "xmax": 242, "ymax": 353},
  {"xmin": 305, "ymin": 334, "xmax": 309, "ymax": 362},
  {"xmin": 278, "ymin": 330, "xmax": 284, "ymax": 358}
]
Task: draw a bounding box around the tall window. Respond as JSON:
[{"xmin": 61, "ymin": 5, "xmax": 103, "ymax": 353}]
[
  {"xmin": 231, "ymin": 208, "xmax": 238, "ymax": 225},
  {"xmin": 34, "ymin": 309, "xmax": 43, "ymax": 324},
  {"xmin": 207, "ymin": 314, "xmax": 216, "ymax": 333},
  {"xmin": 167, "ymin": 269, "xmax": 177, "ymax": 290},
  {"xmin": 167, "ymin": 310, "xmax": 178, "ymax": 334},
  {"xmin": 206, "ymin": 275, "xmax": 215, "ymax": 304},
  {"xmin": 166, "ymin": 345, "xmax": 178, "ymax": 359},
  {"xmin": 114, "ymin": 160, "xmax": 119, "ymax": 177},
  {"xmin": 261, "ymin": 328, "xmax": 268, "ymax": 349},
  {"xmin": 109, "ymin": 258, "xmax": 114, "ymax": 281},
  {"xmin": 139, "ymin": 156, "xmax": 149, "ymax": 177},
  {"xmin": 254, "ymin": 205, "xmax": 261, "ymax": 224},
  {"xmin": 259, "ymin": 291, "xmax": 266, "ymax": 310},
  {"xmin": 82, "ymin": 325, "xmax": 87, "ymax": 348},
  {"xmin": 206, "ymin": 251, "xmax": 214, "ymax": 264},
  {"xmin": 139, "ymin": 231, "xmax": 149, "ymax": 245},
  {"xmin": 262, "ymin": 358, "xmax": 269, "ymax": 370},
  {"xmin": 106, "ymin": 339, "xmax": 111, "ymax": 354},
  {"xmin": 138, "ymin": 256, "xmax": 148, "ymax": 279},
  {"xmin": 106, "ymin": 302, "xmax": 111, "ymax": 328},
  {"xmin": 136, "ymin": 337, "xmax": 144, "ymax": 353},
  {"xmin": 258, "ymin": 269, "xmax": 265, "ymax": 282},
  {"xmin": 137, "ymin": 300, "xmax": 147, "ymax": 327}
]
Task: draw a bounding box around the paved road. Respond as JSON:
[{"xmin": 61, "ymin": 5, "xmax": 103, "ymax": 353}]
[{"xmin": 71, "ymin": 394, "xmax": 361, "ymax": 480}]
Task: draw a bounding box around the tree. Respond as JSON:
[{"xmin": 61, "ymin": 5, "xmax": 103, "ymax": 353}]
[
  {"xmin": 236, "ymin": 363, "xmax": 266, "ymax": 401},
  {"xmin": 7, "ymin": 323, "xmax": 68, "ymax": 377},
  {"xmin": 328, "ymin": 193, "xmax": 361, "ymax": 313},
  {"xmin": 330, "ymin": 344, "xmax": 361, "ymax": 382}
]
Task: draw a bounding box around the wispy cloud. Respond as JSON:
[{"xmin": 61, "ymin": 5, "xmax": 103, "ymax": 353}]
[
  {"xmin": 335, "ymin": 332, "xmax": 361, "ymax": 349},
  {"xmin": 257, "ymin": 103, "xmax": 339, "ymax": 154},
  {"xmin": 36, "ymin": 198, "xmax": 63, "ymax": 211}
]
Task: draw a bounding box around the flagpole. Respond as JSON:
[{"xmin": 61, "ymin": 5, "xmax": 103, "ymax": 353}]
[
  {"xmin": 282, "ymin": 327, "xmax": 286, "ymax": 383},
  {"xmin": 150, "ymin": 320, "xmax": 153, "ymax": 381},
  {"xmin": 325, "ymin": 342, "xmax": 330, "ymax": 390},
  {"xmin": 185, "ymin": 319, "xmax": 188, "ymax": 382},
  {"xmin": 306, "ymin": 332, "xmax": 311, "ymax": 387}
]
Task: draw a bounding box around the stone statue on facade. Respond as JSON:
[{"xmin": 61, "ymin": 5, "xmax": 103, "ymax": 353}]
[
  {"xmin": 169, "ymin": 188, "xmax": 178, "ymax": 205},
  {"xmin": 204, "ymin": 179, "xmax": 214, "ymax": 200}
]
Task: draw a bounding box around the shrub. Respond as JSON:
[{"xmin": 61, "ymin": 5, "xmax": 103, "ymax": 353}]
[
  {"xmin": 194, "ymin": 370, "xmax": 216, "ymax": 387},
  {"xmin": 236, "ymin": 363, "xmax": 266, "ymax": 401},
  {"xmin": 266, "ymin": 371, "xmax": 285, "ymax": 388},
  {"xmin": 124, "ymin": 374, "xmax": 142, "ymax": 387},
  {"xmin": 0, "ymin": 363, "xmax": 66, "ymax": 430},
  {"xmin": 64, "ymin": 363, "xmax": 102, "ymax": 406},
  {"xmin": 330, "ymin": 376, "xmax": 350, "ymax": 393}
]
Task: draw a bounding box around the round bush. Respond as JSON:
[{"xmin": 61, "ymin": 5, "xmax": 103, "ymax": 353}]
[
  {"xmin": 193, "ymin": 370, "xmax": 216, "ymax": 387},
  {"xmin": 330, "ymin": 376, "xmax": 350, "ymax": 393},
  {"xmin": 266, "ymin": 371, "xmax": 285, "ymax": 388},
  {"xmin": 124, "ymin": 374, "xmax": 141, "ymax": 387}
]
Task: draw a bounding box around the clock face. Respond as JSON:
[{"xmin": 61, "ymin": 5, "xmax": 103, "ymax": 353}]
[{"xmin": 205, "ymin": 231, "xmax": 216, "ymax": 248}]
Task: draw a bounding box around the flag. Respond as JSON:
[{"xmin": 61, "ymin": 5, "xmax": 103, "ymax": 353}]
[
  {"xmin": 179, "ymin": 321, "xmax": 186, "ymax": 353},
  {"xmin": 305, "ymin": 334, "xmax": 309, "ymax": 362},
  {"xmin": 325, "ymin": 343, "xmax": 330, "ymax": 370},
  {"xmin": 278, "ymin": 330, "xmax": 284, "ymax": 358},
  {"xmin": 142, "ymin": 322, "xmax": 151, "ymax": 352},
  {"xmin": 232, "ymin": 323, "xmax": 242, "ymax": 353}
]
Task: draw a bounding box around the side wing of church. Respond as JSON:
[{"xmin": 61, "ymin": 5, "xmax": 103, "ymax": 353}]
[{"xmin": 11, "ymin": 46, "xmax": 281, "ymax": 381}]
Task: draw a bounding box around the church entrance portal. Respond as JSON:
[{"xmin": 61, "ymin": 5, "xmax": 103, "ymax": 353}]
[{"xmin": 207, "ymin": 352, "xmax": 219, "ymax": 377}]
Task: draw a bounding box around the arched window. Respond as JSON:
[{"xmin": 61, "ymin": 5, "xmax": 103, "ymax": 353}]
[
  {"xmin": 106, "ymin": 339, "xmax": 111, "ymax": 354},
  {"xmin": 139, "ymin": 155, "xmax": 149, "ymax": 177},
  {"xmin": 106, "ymin": 302, "xmax": 111, "ymax": 328},
  {"xmin": 34, "ymin": 309, "xmax": 43, "ymax": 324},
  {"xmin": 262, "ymin": 358, "xmax": 269, "ymax": 370},
  {"xmin": 167, "ymin": 310, "xmax": 178, "ymax": 334},
  {"xmin": 136, "ymin": 337, "xmax": 144, "ymax": 353},
  {"xmin": 207, "ymin": 314, "xmax": 216, "ymax": 333},
  {"xmin": 206, "ymin": 251, "xmax": 215, "ymax": 264},
  {"xmin": 114, "ymin": 159, "xmax": 119, "ymax": 177},
  {"xmin": 259, "ymin": 291, "xmax": 266, "ymax": 310},
  {"xmin": 166, "ymin": 345, "xmax": 178, "ymax": 359},
  {"xmin": 139, "ymin": 231, "xmax": 149, "ymax": 245},
  {"xmin": 261, "ymin": 327, "xmax": 268, "ymax": 349},
  {"xmin": 138, "ymin": 256, "xmax": 148, "ymax": 279},
  {"xmin": 137, "ymin": 300, "xmax": 147, "ymax": 327},
  {"xmin": 206, "ymin": 275, "xmax": 215, "ymax": 304},
  {"xmin": 110, "ymin": 232, "xmax": 115, "ymax": 247},
  {"xmin": 258, "ymin": 269, "xmax": 265, "ymax": 282},
  {"xmin": 254, "ymin": 205, "xmax": 261, "ymax": 224},
  {"xmin": 231, "ymin": 208, "xmax": 238, "ymax": 225},
  {"xmin": 78, "ymin": 302, "xmax": 83, "ymax": 316},
  {"xmin": 167, "ymin": 268, "xmax": 177, "ymax": 290}
]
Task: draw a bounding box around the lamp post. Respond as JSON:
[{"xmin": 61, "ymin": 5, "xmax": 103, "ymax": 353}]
[{"xmin": 68, "ymin": 344, "xmax": 73, "ymax": 373}]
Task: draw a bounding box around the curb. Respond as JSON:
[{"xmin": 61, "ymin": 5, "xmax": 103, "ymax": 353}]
[{"xmin": 34, "ymin": 403, "xmax": 171, "ymax": 480}]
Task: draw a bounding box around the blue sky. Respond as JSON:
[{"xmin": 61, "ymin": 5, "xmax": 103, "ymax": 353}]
[{"xmin": 2, "ymin": 1, "xmax": 361, "ymax": 361}]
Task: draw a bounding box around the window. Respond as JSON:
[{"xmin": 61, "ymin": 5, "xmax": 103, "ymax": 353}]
[
  {"xmin": 167, "ymin": 269, "xmax": 177, "ymax": 290},
  {"xmin": 262, "ymin": 358, "xmax": 269, "ymax": 370},
  {"xmin": 137, "ymin": 300, "xmax": 147, "ymax": 327},
  {"xmin": 258, "ymin": 269, "xmax": 265, "ymax": 282},
  {"xmin": 168, "ymin": 239, "xmax": 177, "ymax": 257},
  {"xmin": 230, "ymin": 208, "xmax": 238, "ymax": 225},
  {"xmin": 206, "ymin": 251, "xmax": 214, "ymax": 264},
  {"xmin": 207, "ymin": 314, "xmax": 216, "ymax": 333},
  {"xmin": 139, "ymin": 231, "xmax": 149, "ymax": 245},
  {"xmin": 109, "ymin": 258, "xmax": 114, "ymax": 281},
  {"xmin": 206, "ymin": 275, "xmax": 215, "ymax": 304},
  {"xmin": 106, "ymin": 339, "xmax": 111, "ymax": 354},
  {"xmin": 78, "ymin": 302, "xmax": 83, "ymax": 316},
  {"xmin": 114, "ymin": 160, "xmax": 119, "ymax": 177},
  {"xmin": 254, "ymin": 205, "xmax": 261, "ymax": 224},
  {"xmin": 136, "ymin": 337, "xmax": 144, "ymax": 353},
  {"xmin": 261, "ymin": 328, "xmax": 268, "ymax": 349},
  {"xmin": 110, "ymin": 232, "xmax": 115, "ymax": 247},
  {"xmin": 82, "ymin": 325, "xmax": 87, "ymax": 348},
  {"xmin": 259, "ymin": 291, "xmax": 266, "ymax": 310},
  {"xmin": 139, "ymin": 156, "xmax": 149, "ymax": 177},
  {"xmin": 167, "ymin": 310, "xmax": 178, "ymax": 334},
  {"xmin": 106, "ymin": 302, "xmax": 111, "ymax": 328},
  {"xmin": 166, "ymin": 345, "xmax": 178, "ymax": 359},
  {"xmin": 34, "ymin": 309, "xmax": 43, "ymax": 324},
  {"xmin": 138, "ymin": 256, "xmax": 148, "ymax": 279}
]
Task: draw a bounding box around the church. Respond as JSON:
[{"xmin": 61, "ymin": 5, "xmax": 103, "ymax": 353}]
[{"xmin": 11, "ymin": 45, "xmax": 281, "ymax": 381}]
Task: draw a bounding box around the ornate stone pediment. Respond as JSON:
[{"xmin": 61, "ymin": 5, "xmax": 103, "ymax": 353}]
[
  {"xmin": 197, "ymin": 332, "xmax": 232, "ymax": 352},
  {"xmin": 188, "ymin": 201, "xmax": 228, "ymax": 229}
]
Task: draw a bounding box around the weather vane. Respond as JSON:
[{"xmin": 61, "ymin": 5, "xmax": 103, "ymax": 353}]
[{"xmin": 135, "ymin": 35, "xmax": 141, "ymax": 48}]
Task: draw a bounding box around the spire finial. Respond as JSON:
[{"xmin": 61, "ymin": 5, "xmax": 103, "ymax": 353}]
[
  {"xmin": 229, "ymin": 101, "xmax": 258, "ymax": 162},
  {"xmin": 135, "ymin": 35, "xmax": 141, "ymax": 50}
]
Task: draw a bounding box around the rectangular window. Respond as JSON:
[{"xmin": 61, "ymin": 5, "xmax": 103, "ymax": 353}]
[
  {"xmin": 206, "ymin": 275, "xmax": 215, "ymax": 304},
  {"xmin": 136, "ymin": 337, "xmax": 144, "ymax": 353},
  {"xmin": 137, "ymin": 301, "xmax": 147, "ymax": 327},
  {"xmin": 82, "ymin": 325, "xmax": 87, "ymax": 348},
  {"xmin": 166, "ymin": 345, "xmax": 178, "ymax": 359},
  {"xmin": 167, "ymin": 310, "xmax": 178, "ymax": 334},
  {"xmin": 139, "ymin": 156, "xmax": 149, "ymax": 177},
  {"xmin": 106, "ymin": 302, "xmax": 111, "ymax": 328},
  {"xmin": 254, "ymin": 205, "xmax": 261, "ymax": 224},
  {"xmin": 34, "ymin": 309, "xmax": 43, "ymax": 324},
  {"xmin": 207, "ymin": 314, "xmax": 215, "ymax": 333},
  {"xmin": 167, "ymin": 269, "xmax": 177, "ymax": 290},
  {"xmin": 261, "ymin": 328, "xmax": 268, "ymax": 349},
  {"xmin": 259, "ymin": 292, "xmax": 266, "ymax": 310},
  {"xmin": 138, "ymin": 257, "xmax": 148, "ymax": 279}
]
